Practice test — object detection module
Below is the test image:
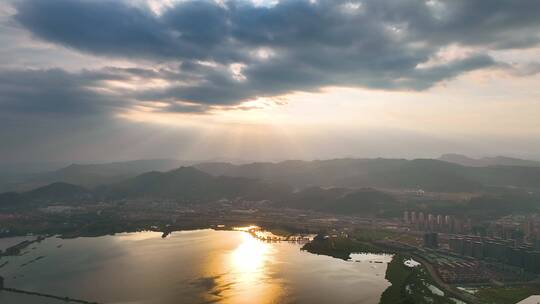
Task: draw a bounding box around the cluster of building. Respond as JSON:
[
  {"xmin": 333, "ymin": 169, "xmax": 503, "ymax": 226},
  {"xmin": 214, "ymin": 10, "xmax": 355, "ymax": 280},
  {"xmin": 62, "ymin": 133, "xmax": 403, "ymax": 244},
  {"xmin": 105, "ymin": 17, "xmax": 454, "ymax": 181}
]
[
  {"xmin": 523, "ymin": 216, "xmax": 540, "ymax": 243},
  {"xmin": 435, "ymin": 260, "xmax": 490, "ymax": 283},
  {"xmin": 448, "ymin": 235, "xmax": 540, "ymax": 274},
  {"xmin": 432, "ymin": 257, "xmax": 530, "ymax": 284},
  {"xmin": 423, "ymin": 232, "xmax": 439, "ymax": 248},
  {"xmin": 403, "ymin": 211, "xmax": 471, "ymax": 233},
  {"xmin": 418, "ymin": 236, "xmax": 535, "ymax": 284},
  {"xmin": 411, "ymin": 213, "xmax": 540, "ymax": 281}
]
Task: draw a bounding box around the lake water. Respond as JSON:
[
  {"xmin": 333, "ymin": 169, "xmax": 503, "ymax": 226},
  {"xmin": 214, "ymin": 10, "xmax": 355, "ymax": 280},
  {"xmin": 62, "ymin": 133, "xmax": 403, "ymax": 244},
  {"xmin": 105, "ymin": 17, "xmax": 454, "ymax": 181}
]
[
  {"xmin": 0, "ymin": 229, "xmax": 393, "ymax": 304},
  {"xmin": 0, "ymin": 236, "xmax": 34, "ymax": 252}
]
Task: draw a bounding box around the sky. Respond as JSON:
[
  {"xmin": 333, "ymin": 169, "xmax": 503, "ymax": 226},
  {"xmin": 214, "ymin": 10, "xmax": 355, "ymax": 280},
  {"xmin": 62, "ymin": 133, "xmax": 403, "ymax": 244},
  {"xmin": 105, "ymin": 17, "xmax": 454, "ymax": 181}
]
[{"xmin": 1, "ymin": 0, "xmax": 540, "ymax": 163}]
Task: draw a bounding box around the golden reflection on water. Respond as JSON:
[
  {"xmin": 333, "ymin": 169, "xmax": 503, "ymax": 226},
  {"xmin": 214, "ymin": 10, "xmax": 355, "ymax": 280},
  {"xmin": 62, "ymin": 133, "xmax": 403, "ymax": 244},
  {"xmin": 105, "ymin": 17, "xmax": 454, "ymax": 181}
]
[
  {"xmin": 206, "ymin": 227, "xmax": 284, "ymax": 304},
  {"xmin": 113, "ymin": 228, "xmax": 286, "ymax": 303},
  {"xmin": 233, "ymin": 225, "xmax": 260, "ymax": 232},
  {"xmin": 232, "ymin": 232, "xmax": 269, "ymax": 274}
]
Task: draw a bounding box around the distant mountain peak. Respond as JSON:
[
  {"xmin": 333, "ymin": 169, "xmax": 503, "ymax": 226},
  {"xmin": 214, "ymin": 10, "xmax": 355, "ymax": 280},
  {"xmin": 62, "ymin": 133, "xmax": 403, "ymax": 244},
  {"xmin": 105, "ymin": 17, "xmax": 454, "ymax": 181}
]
[
  {"xmin": 170, "ymin": 166, "xmax": 207, "ymax": 174},
  {"xmin": 438, "ymin": 154, "xmax": 540, "ymax": 167}
]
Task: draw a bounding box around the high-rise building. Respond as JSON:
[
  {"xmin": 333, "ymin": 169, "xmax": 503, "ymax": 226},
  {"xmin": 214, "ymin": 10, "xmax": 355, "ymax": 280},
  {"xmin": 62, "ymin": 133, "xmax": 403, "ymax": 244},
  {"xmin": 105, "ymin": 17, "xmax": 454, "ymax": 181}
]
[
  {"xmin": 452, "ymin": 218, "xmax": 463, "ymax": 234},
  {"xmin": 427, "ymin": 214, "xmax": 435, "ymax": 231},
  {"xmin": 444, "ymin": 215, "xmax": 451, "ymax": 232},
  {"xmin": 472, "ymin": 242, "xmax": 484, "ymax": 259},
  {"xmin": 523, "ymin": 251, "xmax": 540, "ymax": 273},
  {"xmin": 423, "ymin": 232, "xmax": 438, "ymax": 249},
  {"xmin": 463, "ymin": 239, "xmax": 473, "ymax": 257},
  {"xmin": 524, "ymin": 219, "xmax": 533, "ymax": 240},
  {"xmin": 534, "ymin": 240, "xmax": 540, "ymax": 251},
  {"xmin": 449, "ymin": 237, "xmax": 464, "ymax": 255},
  {"xmin": 418, "ymin": 212, "xmax": 425, "ymax": 230}
]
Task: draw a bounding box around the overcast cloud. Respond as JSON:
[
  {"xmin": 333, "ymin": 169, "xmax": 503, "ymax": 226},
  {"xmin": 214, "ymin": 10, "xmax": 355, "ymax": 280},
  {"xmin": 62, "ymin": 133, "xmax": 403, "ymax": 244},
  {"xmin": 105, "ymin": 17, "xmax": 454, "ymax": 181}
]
[{"xmin": 1, "ymin": 0, "xmax": 540, "ymax": 162}]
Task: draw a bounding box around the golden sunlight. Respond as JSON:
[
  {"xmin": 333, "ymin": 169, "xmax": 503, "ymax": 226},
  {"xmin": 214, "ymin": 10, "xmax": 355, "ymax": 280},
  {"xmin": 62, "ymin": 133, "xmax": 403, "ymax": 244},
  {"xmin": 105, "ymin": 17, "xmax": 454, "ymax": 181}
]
[
  {"xmin": 231, "ymin": 231, "xmax": 269, "ymax": 274},
  {"xmin": 214, "ymin": 229, "xmax": 284, "ymax": 304}
]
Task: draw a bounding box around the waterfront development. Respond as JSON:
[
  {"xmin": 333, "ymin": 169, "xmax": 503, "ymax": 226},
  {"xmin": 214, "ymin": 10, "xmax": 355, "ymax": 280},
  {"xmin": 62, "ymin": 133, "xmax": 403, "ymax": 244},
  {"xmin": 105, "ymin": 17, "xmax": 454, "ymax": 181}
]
[
  {"xmin": 3, "ymin": 194, "xmax": 540, "ymax": 303},
  {"xmin": 1, "ymin": 220, "xmax": 531, "ymax": 304}
]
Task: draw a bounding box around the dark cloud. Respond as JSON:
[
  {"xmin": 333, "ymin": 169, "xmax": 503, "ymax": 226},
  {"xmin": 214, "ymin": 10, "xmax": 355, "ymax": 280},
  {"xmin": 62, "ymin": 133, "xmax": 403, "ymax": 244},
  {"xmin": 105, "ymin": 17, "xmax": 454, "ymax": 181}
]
[
  {"xmin": 14, "ymin": 0, "xmax": 177, "ymax": 59},
  {"xmin": 0, "ymin": 67, "xmax": 217, "ymax": 115},
  {"xmin": 7, "ymin": 0, "xmax": 540, "ymax": 110},
  {"xmin": 414, "ymin": 1, "xmax": 540, "ymax": 48},
  {"xmin": 0, "ymin": 68, "xmax": 127, "ymax": 115}
]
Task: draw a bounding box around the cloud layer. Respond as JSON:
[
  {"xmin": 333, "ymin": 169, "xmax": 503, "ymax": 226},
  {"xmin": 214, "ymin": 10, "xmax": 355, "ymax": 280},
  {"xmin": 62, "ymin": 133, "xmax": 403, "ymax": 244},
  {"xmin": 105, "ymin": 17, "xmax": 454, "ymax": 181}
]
[{"xmin": 3, "ymin": 0, "xmax": 539, "ymax": 115}]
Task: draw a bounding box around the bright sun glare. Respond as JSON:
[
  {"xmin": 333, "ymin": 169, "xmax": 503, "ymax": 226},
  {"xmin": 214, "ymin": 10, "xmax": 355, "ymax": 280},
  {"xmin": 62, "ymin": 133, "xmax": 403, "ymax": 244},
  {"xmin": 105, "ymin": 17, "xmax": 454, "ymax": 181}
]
[{"xmin": 231, "ymin": 231, "xmax": 269, "ymax": 274}]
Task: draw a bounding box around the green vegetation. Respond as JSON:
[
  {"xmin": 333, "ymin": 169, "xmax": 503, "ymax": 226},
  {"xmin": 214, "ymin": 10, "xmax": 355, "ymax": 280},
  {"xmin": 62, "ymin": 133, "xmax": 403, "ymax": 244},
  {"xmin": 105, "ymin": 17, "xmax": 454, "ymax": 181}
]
[
  {"xmin": 278, "ymin": 186, "xmax": 402, "ymax": 217},
  {"xmin": 301, "ymin": 236, "xmax": 386, "ymax": 260},
  {"xmin": 351, "ymin": 228, "xmax": 399, "ymax": 242},
  {"xmin": 301, "ymin": 227, "xmax": 419, "ymax": 260},
  {"xmin": 380, "ymin": 255, "xmax": 415, "ymax": 304},
  {"xmin": 475, "ymin": 285, "xmax": 540, "ymax": 304},
  {"xmin": 318, "ymin": 189, "xmax": 398, "ymax": 215},
  {"xmin": 300, "ymin": 227, "xmax": 403, "ymax": 259},
  {"xmin": 380, "ymin": 255, "xmax": 462, "ymax": 304}
]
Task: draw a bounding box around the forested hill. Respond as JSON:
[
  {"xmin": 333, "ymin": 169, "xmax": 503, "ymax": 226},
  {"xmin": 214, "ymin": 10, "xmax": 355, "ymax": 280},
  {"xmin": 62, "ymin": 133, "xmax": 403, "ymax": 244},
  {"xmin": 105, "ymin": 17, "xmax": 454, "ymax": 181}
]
[
  {"xmin": 195, "ymin": 158, "xmax": 540, "ymax": 192},
  {"xmin": 97, "ymin": 166, "xmax": 292, "ymax": 201}
]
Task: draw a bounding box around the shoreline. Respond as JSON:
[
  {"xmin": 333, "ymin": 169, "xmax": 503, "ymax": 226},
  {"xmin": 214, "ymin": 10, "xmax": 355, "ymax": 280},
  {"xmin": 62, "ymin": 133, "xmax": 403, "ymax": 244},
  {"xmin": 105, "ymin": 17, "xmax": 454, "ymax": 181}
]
[
  {"xmin": 2, "ymin": 226, "xmax": 538, "ymax": 303},
  {"xmin": 302, "ymin": 235, "xmax": 478, "ymax": 303}
]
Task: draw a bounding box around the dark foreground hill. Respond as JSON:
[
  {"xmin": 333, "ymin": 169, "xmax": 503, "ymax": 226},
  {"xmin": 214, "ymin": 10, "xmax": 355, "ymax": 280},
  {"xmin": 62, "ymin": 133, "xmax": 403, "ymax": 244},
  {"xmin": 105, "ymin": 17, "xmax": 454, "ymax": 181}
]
[
  {"xmin": 0, "ymin": 167, "xmax": 293, "ymax": 207},
  {"xmin": 0, "ymin": 182, "xmax": 93, "ymax": 206},
  {"xmin": 26, "ymin": 182, "xmax": 92, "ymax": 201},
  {"xmin": 287, "ymin": 187, "xmax": 400, "ymax": 216},
  {"xmin": 98, "ymin": 166, "xmax": 292, "ymax": 201},
  {"xmin": 0, "ymin": 167, "xmax": 399, "ymax": 216}
]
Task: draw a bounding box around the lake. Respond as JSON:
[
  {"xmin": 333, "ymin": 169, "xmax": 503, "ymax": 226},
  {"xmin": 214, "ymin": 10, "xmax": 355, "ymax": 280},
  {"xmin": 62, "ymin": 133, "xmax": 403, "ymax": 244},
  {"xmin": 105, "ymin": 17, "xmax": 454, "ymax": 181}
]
[{"xmin": 0, "ymin": 229, "xmax": 393, "ymax": 304}]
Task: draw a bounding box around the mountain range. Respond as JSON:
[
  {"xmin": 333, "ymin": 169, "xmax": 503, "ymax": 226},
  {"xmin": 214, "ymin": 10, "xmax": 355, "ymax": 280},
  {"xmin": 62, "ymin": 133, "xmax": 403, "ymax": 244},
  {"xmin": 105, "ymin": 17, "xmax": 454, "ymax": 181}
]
[
  {"xmin": 0, "ymin": 159, "xmax": 189, "ymax": 192},
  {"xmin": 98, "ymin": 166, "xmax": 292, "ymax": 201},
  {"xmin": 0, "ymin": 167, "xmax": 292, "ymax": 206},
  {"xmin": 2, "ymin": 163, "xmax": 540, "ymax": 218},
  {"xmin": 438, "ymin": 154, "xmax": 540, "ymax": 167},
  {"xmin": 195, "ymin": 158, "xmax": 540, "ymax": 191},
  {"xmin": 3, "ymin": 156, "xmax": 540, "ymax": 195}
]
